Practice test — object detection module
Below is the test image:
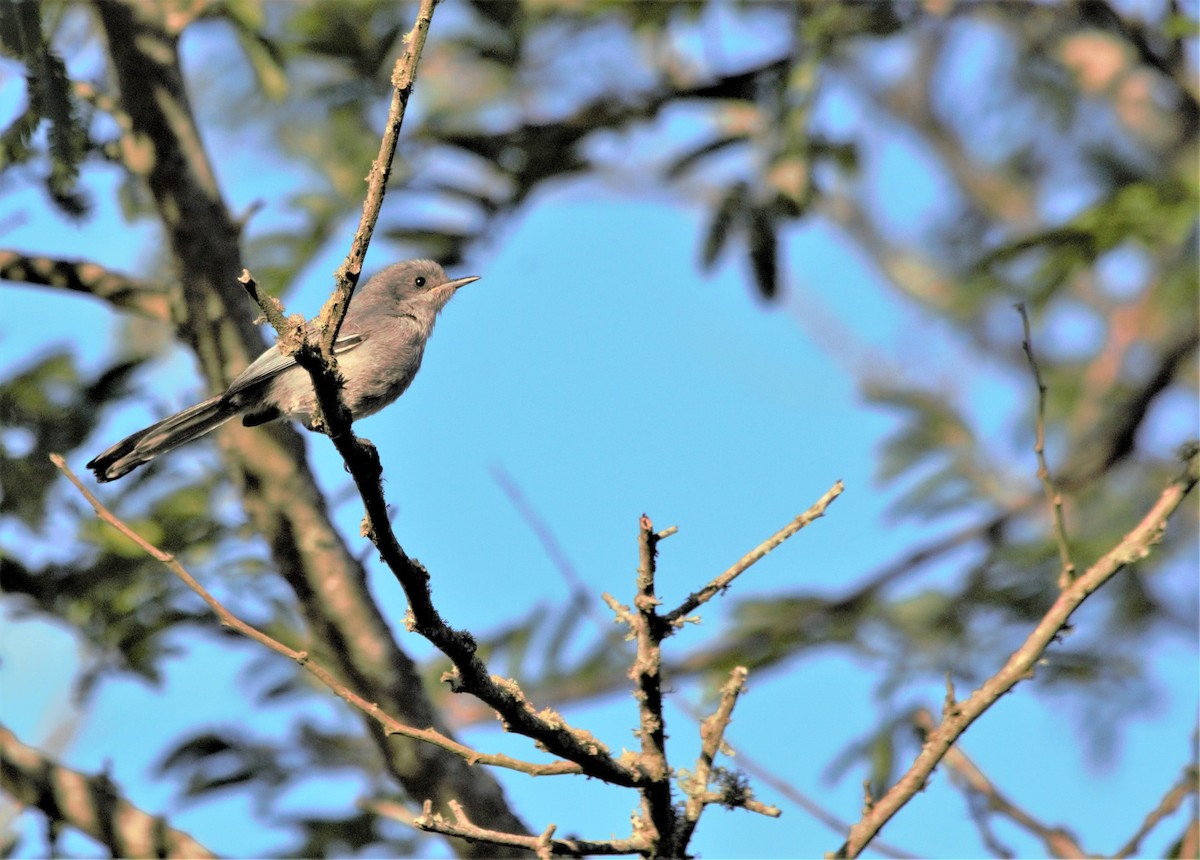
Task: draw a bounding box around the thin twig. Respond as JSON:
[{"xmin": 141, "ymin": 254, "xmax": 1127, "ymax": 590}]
[
  {"xmin": 411, "ymin": 799, "xmax": 648, "ymax": 857},
  {"xmin": 50, "ymin": 454, "xmax": 582, "ymax": 780},
  {"xmin": 319, "ymin": 0, "xmax": 441, "ymax": 356},
  {"xmin": 912, "ymin": 709, "xmax": 1086, "ymax": 859},
  {"xmin": 686, "ymin": 666, "xmax": 747, "ymax": 823},
  {"xmin": 1016, "ymin": 303, "xmax": 1075, "ymax": 587},
  {"xmin": 675, "ymin": 666, "xmax": 779, "ymax": 849},
  {"xmin": 674, "ymin": 697, "xmax": 919, "ymax": 859},
  {"xmin": 838, "ymin": 450, "xmax": 1199, "ymax": 858},
  {"xmin": 665, "ymin": 480, "xmax": 843, "ymax": 627}
]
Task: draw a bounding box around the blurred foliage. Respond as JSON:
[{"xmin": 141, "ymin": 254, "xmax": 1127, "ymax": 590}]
[
  {"xmin": 0, "ymin": 0, "xmax": 1196, "ymax": 856},
  {"xmin": 0, "ymin": 0, "xmax": 90, "ymax": 215}
]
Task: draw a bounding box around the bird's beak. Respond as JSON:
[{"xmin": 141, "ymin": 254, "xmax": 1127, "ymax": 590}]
[{"xmin": 444, "ymin": 275, "xmax": 480, "ymax": 291}]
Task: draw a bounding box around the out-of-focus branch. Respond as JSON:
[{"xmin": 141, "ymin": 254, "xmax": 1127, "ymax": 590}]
[
  {"xmin": 1113, "ymin": 761, "xmax": 1200, "ymax": 859},
  {"xmin": 0, "ymin": 723, "xmax": 215, "ymax": 859},
  {"xmin": 51, "ymin": 454, "xmax": 581, "ymax": 781},
  {"xmin": 837, "ymin": 448, "xmax": 1199, "ymax": 857},
  {"xmin": 912, "ymin": 709, "xmax": 1087, "ymax": 859},
  {"xmin": 0, "ymin": 250, "xmax": 170, "ymax": 321}
]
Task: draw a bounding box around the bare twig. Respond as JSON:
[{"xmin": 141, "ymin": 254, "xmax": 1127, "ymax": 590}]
[
  {"xmin": 317, "ymin": 0, "xmax": 439, "ymax": 356},
  {"xmin": 912, "ymin": 709, "xmax": 1086, "ymax": 859},
  {"xmin": 0, "ymin": 723, "xmax": 215, "ymax": 858},
  {"xmin": 50, "ymin": 454, "xmax": 581, "ymax": 780},
  {"xmin": 837, "ymin": 450, "xmax": 1199, "ymax": 858},
  {"xmin": 665, "ymin": 480, "xmax": 843, "ymax": 627},
  {"xmin": 676, "ymin": 666, "xmax": 779, "ymax": 848},
  {"xmin": 411, "ymin": 799, "xmax": 648, "ymax": 857},
  {"xmin": 1016, "ymin": 303, "xmax": 1075, "ymax": 587}
]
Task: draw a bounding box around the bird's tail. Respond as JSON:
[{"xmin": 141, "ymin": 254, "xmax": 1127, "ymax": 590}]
[{"xmin": 87, "ymin": 395, "xmax": 240, "ymax": 482}]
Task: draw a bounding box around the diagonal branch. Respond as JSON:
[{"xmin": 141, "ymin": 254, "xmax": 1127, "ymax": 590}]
[
  {"xmin": 1114, "ymin": 760, "xmax": 1200, "ymax": 859},
  {"xmin": 837, "ymin": 447, "xmax": 1200, "ymax": 858},
  {"xmin": 0, "ymin": 722, "xmax": 215, "ymax": 859},
  {"xmin": 665, "ymin": 480, "xmax": 843, "ymax": 627},
  {"xmin": 51, "ymin": 453, "xmax": 581, "ymax": 781}
]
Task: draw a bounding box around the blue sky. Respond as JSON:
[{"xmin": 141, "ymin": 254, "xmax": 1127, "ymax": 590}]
[{"xmin": 1, "ymin": 5, "xmax": 1197, "ymax": 859}]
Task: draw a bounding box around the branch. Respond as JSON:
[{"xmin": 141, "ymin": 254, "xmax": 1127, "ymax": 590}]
[
  {"xmin": 0, "ymin": 250, "xmax": 170, "ymax": 321},
  {"xmin": 0, "ymin": 723, "xmax": 215, "ymax": 859},
  {"xmin": 50, "ymin": 454, "xmax": 577, "ymax": 780},
  {"xmin": 665, "ymin": 480, "xmax": 843, "ymax": 627},
  {"xmin": 1016, "ymin": 303, "xmax": 1075, "ymax": 587},
  {"xmin": 410, "ymin": 799, "xmax": 647, "ymax": 858},
  {"xmin": 837, "ymin": 448, "xmax": 1200, "ymax": 858},
  {"xmin": 316, "ymin": 0, "xmax": 439, "ymax": 357},
  {"xmin": 630, "ymin": 515, "xmax": 676, "ymax": 848},
  {"xmin": 675, "ymin": 666, "xmax": 779, "ymax": 849},
  {"xmin": 1114, "ymin": 762, "xmax": 1200, "ymax": 858}
]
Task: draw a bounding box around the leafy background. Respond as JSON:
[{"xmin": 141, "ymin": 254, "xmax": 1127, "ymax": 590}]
[{"xmin": 1, "ymin": 1, "xmax": 1197, "ymax": 857}]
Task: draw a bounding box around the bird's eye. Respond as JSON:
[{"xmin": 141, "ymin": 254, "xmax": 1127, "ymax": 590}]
[{"xmin": 415, "ymin": 276, "xmax": 426, "ymax": 288}]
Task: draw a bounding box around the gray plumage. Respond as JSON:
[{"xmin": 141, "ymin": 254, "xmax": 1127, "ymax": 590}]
[{"xmin": 87, "ymin": 259, "xmax": 479, "ymax": 482}]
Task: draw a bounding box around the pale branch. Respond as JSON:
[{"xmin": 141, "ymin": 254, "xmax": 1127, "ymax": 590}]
[
  {"xmin": 685, "ymin": 667, "xmax": 746, "ymax": 825},
  {"xmin": 837, "ymin": 449, "xmax": 1199, "ymax": 858},
  {"xmin": 411, "ymin": 799, "xmax": 648, "ymax": 858},
  {"xmin": 1114, "ymin": 762, "xmax": 1200, "ymax": 859},
  {"xmin": 0, "ymin": 723, "xmax": 215, "ymax": 859},
  {"xmin": 665, "ymin": 480, "xmax": 843, "ymax": 627},
  {"xmin": 49, "ymin": 454, "xmax": 581, "ymax": 781},
  {"xmin": 1016, "ymin": 303, "xmax": 1075, "ymax": 587},
  {"xmin": 0, "ymin": 249, "xmax": 170, "ymax": 321},
  {"xmin": 912, "ymin": 709, "xmax": 1086, "ymax": 859}
]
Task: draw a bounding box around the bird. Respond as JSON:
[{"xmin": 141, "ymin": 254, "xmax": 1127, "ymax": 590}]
[{"xmin": 87, "ymin": 259, "xmax": 479, "ymax": 482}]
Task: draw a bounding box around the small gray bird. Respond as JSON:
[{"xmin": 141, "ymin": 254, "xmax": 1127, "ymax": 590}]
[{"xmin": 87, "ymin": 259, "xmax": 479, "ymax": 482}]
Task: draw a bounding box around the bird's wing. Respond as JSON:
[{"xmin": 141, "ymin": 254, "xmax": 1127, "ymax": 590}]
[{"xmin": 225, "ymin": 325, "xmax": 367, "ymax": 397}]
